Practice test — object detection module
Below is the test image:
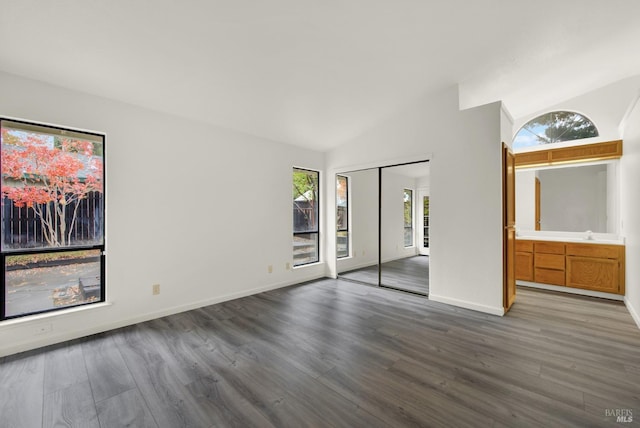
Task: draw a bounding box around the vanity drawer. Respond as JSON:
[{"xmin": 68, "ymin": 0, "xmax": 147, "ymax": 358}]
[
  {"xmin": 516, "ymin": 240, "xmax": 534, "ymax": 252},
  {"xmin": 565, "ymin": 243, "xmax": 621, "ymax": 259},
  {"xmin": 534, "ymin": 241, "xmax": 565, "ymax": 255},
  {"xmin": 535, "ymin": 268, "xmax": 565, "ymax": 286},
  {"xmin": 535, "ymin": 253, "xmax": 565, "ymax": 270}
]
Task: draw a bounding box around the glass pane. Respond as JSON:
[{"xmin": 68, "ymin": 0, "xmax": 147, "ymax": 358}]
[
  {"xmin": 1, "ymin": 121, "xmax": 104, "ymax": 252},
  {"xmin": 404, "ymin": 189, "xmax": 413, "ymax": 247},
  {"xmin": 336, "ymin": 175, "xmax": 348, "ymax": 231},
  {"xmin": 404, "ymin": 227, "xmax": 413, "ymax": 247},
  {"xmin": 293, "ymin": 169, "xmax": 319, "ymax": 233},
  {"xmin": 293, "ymin": 233, "xmax": 318, "ymax": 266},
  {"xmin": 337, "ymin": 230, "xmax": 349, "ymax": 258},
  {"xmin": 5, "ymin": 249, "xmax": 102, "ymax": 317},
  {"xmin": 513, "ymin": 111, "xmax": 598, "ymax": 149}
]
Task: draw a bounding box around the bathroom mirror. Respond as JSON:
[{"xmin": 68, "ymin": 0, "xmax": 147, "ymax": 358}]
[{"xmin": 515, "ymin": 160, "xmax": 618, "ymax": 234}]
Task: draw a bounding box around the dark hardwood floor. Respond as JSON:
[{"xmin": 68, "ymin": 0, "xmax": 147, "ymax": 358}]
[
  {"xmin": 339, "ymin": 255, "xmax": 429, "ymax": 294},
  {"xmin": 1, "ymin": 279, "xmax": 639, "ymax": 427}
]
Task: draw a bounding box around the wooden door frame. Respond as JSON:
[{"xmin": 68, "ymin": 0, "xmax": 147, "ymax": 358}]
[
  {"xmin": 535, "ymin": 177, "xmax": 541, "ymax": 231},
  {"xmin": 503, "ymin": 143, "xmax": 516, "ymax": 312}
]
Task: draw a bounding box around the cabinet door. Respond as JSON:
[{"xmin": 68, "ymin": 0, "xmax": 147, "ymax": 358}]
[
  {"xmin": 566, "ymin": 256, "xmax": 620, "ymax": 293},
  {"xmin": 515, "ymin": 252, "xmax": 534, "ymax": 281}
]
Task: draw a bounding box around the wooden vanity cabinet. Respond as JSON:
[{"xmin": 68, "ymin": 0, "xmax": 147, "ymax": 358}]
[
  {"xmin": 515, "ymin": 239, "xmax": 625, "ymax": 295},
  {"xmin": 566, "ymin": 243, "xmax": 625, "ymax": 294}
]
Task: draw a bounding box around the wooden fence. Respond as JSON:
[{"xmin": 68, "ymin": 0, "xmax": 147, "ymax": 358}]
[{"xmin": 2, "ymin": 192, "xmax": 103, "ymax": 249}]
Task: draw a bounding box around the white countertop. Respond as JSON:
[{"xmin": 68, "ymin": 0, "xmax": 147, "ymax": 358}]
[{"xmin": 516, "ymin": 231, "xmax": 624, "ymax": 245}]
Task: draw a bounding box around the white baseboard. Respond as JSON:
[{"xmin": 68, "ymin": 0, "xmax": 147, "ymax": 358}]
[
  {"xmin": 381, "ymin": 253, "xmax": 419, "ymax": 264},
  {"xmin": 337, "ymin": 260, "xmax": 378, "ymax": 273},
  {"xmin": 517, "ymin": 281, "xmax": 624, "ymax": 301},
  {"xmin": 625, "ymin": 297, "xmax": 640, "ymax": 329},
  {"xmin": 0, "ymin": 274, "xmax": 326, "ymax": 357},
  {"xmin": 429, "ymin": 293, "xmax": 505, "ymax": 316}
]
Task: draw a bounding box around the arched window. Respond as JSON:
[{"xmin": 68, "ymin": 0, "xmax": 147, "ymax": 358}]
[{"xmin": 513, "ymin": 111, "xmax": 598, "ymax": 150}]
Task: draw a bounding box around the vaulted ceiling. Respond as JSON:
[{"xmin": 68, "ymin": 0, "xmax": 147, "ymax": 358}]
[{"xmin": 1, "ymin": 1, "xmax": 639, "ymax": 151}]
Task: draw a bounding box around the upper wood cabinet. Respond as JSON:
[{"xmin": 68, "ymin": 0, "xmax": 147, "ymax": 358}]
[{"xmin": 515, "ymin": 140, "xmax": 622, "ymax": 169}]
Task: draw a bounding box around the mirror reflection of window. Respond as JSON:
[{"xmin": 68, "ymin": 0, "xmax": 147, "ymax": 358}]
[
  {"xmin": 336, "ymin": 175, "xmax": 349, "ymax": 259},
  {"xmin": 403, "ymin": 189, "xmax": 413, "ymax": 247}
]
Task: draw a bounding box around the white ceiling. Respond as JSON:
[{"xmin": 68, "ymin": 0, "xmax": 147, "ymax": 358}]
[{"xmin": 1, "ymin": 1, "xmax": 640, "ymax": 151}]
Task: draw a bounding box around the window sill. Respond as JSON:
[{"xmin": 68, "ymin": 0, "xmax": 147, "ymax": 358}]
[{"xmin": 1, "ymin": 301, "xmax": 112, "ymax": 327}]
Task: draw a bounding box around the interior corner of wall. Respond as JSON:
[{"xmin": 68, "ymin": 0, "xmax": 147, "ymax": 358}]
[
  {"xmin": 619, "ymin": 89, "xmax": 640, "ymax": 138},
  {"xmin": 624, "ymin": 296, "xmax": 640, "ymax": 329}
]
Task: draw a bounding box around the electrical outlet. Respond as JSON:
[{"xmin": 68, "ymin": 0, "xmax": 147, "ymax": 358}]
[
  {"xmin": 34, "ymin": 323, "xmax": 52, "ymax": 335},
  {"xmin": 152, "ymin": 283, "xmax": 160, "ymax": 295},
  {"xmin": 285, "ymin": 262, "xmax": 291, "ymax": 270},
  {"xmin": 268, "ymin": 265, "xmax": 273, "ymax": 274}
]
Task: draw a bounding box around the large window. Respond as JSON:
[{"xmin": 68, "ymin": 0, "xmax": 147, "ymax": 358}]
[
  {"xmin": 336, "ymin": 175, "xmax": 349, "ymax": 259},
  {"xmin": 1, "ymin": 119, "xmax": 105, "ymax": 319},
  {"xmin": 513, "ymin": 111, "xmax": 598, "ymax": 150},
  {"xmin": 293, "ymin": 168, "xmax": 319, "ymax": 266},
  {"xmin": 404, "ymin": 189, "xmax": 413, "ymax": 247}
]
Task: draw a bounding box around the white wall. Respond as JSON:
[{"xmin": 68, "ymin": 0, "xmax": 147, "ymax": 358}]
[
  {"xmin": 538, "ymin": 164, "xmax": 607, "ymax": 233},
  {"xmin": 336, "ymin": 168, "xmax": 379, "ymax": 272},
  {"xmin": 607, "ymin": 162, "xmax": 619, "ymax": 235},
  {"xmin": 381, "ymin": 170, "xmax": 418, "ymax": 262},
  {"xmin": 0, "ymin": 71, "xmax": 326, "ymax": 356},
  {"xmin": 515, "ymin": 169, "xmax": 537, "ymax": 231},
  {"xmin": 513, "ymin": 75, "xmax": 640, "ymax": 144},
  {"xmin": 326, "ymin": 86, "xmax": 505, "ymax": 316},
  {"xmin": 620, "ymin": 92, "xmax": 640, "ymax": 327}
]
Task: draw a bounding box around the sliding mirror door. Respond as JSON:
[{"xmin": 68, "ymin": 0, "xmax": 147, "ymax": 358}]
[
  {"xmin": 336, "ymin": 168, "xmax": 379, "ymax": 286},
  {"xmin": 380, "ymin": 162, "xmax": 430, "ymax": 295}
]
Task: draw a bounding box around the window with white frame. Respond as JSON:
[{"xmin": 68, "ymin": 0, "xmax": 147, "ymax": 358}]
[
  {"xmin": 293, "ymin": 168, "xmax": 319, "ymax": 266},
  {"xmin": 336, "ymin": 175, "xmax": 349, "ymax": 258},
  {"xmin": 513, "ymin": 111, "xmax": 598, "ymax": 150}
]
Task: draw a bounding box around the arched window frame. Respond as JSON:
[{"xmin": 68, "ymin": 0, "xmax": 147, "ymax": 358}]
[{"xmin": 513, "ymin": 110, "xmax": 599, "ymax": 151}]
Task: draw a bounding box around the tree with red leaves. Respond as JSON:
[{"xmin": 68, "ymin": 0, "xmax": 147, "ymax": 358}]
[{"xmin": 1, "ymin": 128, "xmax": 103, "ymax": 247}]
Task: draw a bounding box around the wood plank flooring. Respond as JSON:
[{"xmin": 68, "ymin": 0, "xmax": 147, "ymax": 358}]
[
  {"xmin": 339, "ymin": 255, "xmax": 429, "ymax": 294},
  {"xmin": 380, "ymin": 255, "xmax": 429, "ymax": 294},
  {"xmin": 1, "ymin": 279, "xmax": 640, "ymax": 427}
]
